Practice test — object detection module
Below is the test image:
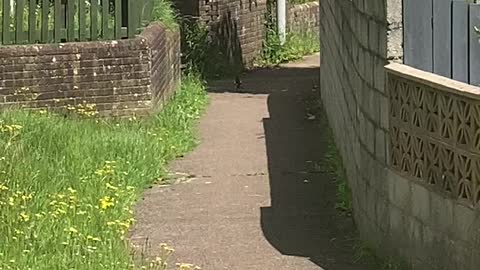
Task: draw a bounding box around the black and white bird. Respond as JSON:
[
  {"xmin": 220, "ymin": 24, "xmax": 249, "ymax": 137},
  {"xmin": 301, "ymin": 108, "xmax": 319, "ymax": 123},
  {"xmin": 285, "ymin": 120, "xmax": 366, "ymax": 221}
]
[{"xmin": 234, "ymin": 75, "xmax": 242, "ymax": 91}]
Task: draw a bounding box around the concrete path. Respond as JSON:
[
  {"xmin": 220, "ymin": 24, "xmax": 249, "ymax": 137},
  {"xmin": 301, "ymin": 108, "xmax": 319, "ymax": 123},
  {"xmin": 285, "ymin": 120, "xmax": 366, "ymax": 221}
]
[{"xmin": 131, "ymin": 55, "xmax": 373, "ymax": 270}]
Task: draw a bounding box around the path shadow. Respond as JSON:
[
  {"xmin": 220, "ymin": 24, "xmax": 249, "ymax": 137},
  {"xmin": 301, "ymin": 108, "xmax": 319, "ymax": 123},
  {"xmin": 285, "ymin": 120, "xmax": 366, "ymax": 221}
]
[{"xmin": 209, "ymin": 62, "xmax": 372, "ymax": 269}]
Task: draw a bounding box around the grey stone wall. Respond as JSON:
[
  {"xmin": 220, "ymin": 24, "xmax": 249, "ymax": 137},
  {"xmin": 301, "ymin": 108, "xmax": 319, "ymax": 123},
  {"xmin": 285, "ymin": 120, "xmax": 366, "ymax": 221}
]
[
  {"xmin": 320, "ymin": 0, "xmax": 479, "ymax": 269},
  {"xmin": 387, "ymin": 0, "xmax": 402, "ymax": 61}
]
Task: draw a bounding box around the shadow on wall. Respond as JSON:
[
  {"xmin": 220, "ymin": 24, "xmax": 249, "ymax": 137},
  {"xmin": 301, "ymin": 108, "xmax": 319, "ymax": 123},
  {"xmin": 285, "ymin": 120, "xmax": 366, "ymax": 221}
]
[
  {"xmin": 179, "ymin": 9, "xmax": 245, "ymax": 78},
  {"xmin": 208, "ymin": 10, "xmax": 245, "ymax": 77},
  {"xmin": 207, "ymin": 65, "xmax": 373, "ymax": 270}
]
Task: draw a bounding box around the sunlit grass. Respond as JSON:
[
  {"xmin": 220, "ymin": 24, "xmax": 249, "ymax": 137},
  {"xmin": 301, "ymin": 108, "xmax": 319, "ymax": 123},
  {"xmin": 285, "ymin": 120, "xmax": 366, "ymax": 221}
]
[{"xmin": 0, "ymin": 74, "xmax": 207, "ymax": 269}]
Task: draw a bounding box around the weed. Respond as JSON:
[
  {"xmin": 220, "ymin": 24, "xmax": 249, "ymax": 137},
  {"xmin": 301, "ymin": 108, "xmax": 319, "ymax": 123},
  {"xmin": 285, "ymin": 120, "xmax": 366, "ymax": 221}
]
[
  {"xmin": 354, "ymin": 243, "xmax": 409, "ymax": 270},
  {"xmin": 316, "ymin": 102, "xmax": 352, "ymax": 214},
  {"xmin": 0, "ymin": 73, "xmax": 207, "ymax": 269},
  {"xmin": 180, "ymin": 19, "xmax": 212, "ymax": 76},
  {"xmin": 256, "ymin": 1, "xmax": 319, "ymax": 67},
  {"xmin": 152, "ymin": 0, "xmax": 178, "ymax": 29}
]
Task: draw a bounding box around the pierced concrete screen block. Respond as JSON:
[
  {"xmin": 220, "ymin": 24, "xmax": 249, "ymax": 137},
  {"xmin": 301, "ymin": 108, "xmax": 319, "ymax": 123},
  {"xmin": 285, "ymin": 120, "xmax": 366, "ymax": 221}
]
[{"xmin": 387, "ymin": 63, "xmax": 480, "ymax": 207}]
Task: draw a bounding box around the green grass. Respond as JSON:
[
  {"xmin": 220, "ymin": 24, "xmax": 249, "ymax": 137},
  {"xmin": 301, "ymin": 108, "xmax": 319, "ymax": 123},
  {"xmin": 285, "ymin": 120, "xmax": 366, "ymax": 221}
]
[
  {"xmin": 315, "ymin": 100, "xmax": 352, "ymax": 214},
  {"xmin": 152, "ymin": 0, "xmax": 177, "ymax": 29},
  {"xmin": 354, "ymin": 243, "xmax": 409, "ymax": 270},
  {"xmin": 0, "ymin": 73, "xmax": 207, "ymax": 269},
  {"xmin": 257, "ymin": 2, "xmax": 319, "ymax": 68},
  {"xmin": 257, "ymin": 30, "xmax": 320, "ymax": 67}
]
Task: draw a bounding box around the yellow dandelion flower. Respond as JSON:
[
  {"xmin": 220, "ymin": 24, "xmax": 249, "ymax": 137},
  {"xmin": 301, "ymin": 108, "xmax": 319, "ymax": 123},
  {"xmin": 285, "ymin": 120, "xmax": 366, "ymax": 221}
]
[
  {"xmin": 66, "ymin": 227, "xmax": 78, "ymax": 234},
  {"xmin": 99, "ymin": 196, "xmax": 114, "ymax": 210},
  {"xmin": 86, "ymin": 235, "xmax": 101, "ymax": 242},
  {"xmin": 19, "ymin": 212, "xmax": 30, "ymax": 222},
  {"xmin": 105, "ymin": 183, "xmax": 118, "ymax": 190},
  {"xmin": 21, "ymin": 194, "xmax": 33, "ymax": 201}
]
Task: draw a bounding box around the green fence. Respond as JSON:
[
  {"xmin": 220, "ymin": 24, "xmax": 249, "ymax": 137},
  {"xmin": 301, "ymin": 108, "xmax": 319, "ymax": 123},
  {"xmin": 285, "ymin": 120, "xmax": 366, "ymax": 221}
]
[{"xmin": 0, "ymin": 0, "xmax": 154, "ymax": 45}]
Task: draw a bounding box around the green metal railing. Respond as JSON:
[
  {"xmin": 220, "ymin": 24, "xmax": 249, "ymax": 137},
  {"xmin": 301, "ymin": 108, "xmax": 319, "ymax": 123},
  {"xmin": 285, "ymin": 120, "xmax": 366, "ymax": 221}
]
[{"xmin": 0, "ymin": 0, "xmax": 154, "ymax": 45}]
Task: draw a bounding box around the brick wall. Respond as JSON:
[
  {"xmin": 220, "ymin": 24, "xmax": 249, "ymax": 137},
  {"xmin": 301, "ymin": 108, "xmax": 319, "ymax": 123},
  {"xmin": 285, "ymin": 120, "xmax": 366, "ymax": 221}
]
[
  {"xmin": 0, "ymin": 22, "xmax": 181, "ymax": 117},
  {"xmin": 176, "ymin": 0, "xmax": 320, "ymax": 72},
  {"xmin": 287, "ymin": 1, "xmax": 319, "ymax": 37},
  {"xmin": 200, "ymin": 0, "xmax": 267, "ymax": 68}
]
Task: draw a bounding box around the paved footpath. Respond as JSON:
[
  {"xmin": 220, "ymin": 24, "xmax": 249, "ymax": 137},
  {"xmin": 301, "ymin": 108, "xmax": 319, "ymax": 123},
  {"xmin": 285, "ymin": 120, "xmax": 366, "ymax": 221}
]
[{"xmin": 131, "ymin": 55, "xmax": 374, "ymax": 270}]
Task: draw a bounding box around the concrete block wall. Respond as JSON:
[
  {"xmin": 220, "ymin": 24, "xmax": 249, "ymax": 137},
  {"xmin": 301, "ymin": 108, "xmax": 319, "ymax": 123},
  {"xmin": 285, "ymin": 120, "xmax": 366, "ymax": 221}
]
[
  {"xmin": 320, "ymin": 0, "xmax": 480, "ymax": 269},
  {"xmin": 386, "ymin": 63, "xmax": 480, "ymax": 270},
  {"xmin": 320, "ymin": 0, "xmax": 390, "ymax": 254},
  {"xmin": 0, "ymin": 23, "xmax": 181, "ymax": 117}
]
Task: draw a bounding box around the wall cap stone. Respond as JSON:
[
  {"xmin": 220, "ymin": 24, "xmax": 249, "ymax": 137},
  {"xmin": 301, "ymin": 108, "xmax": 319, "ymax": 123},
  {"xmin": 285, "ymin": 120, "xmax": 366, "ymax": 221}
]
[{"xmin": 385, "ymin": 63, "xmax": 480, "ymax": 99}]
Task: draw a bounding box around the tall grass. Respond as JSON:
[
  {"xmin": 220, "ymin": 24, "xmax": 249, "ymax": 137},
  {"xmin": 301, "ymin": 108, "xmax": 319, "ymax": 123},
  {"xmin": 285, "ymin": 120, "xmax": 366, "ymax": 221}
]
[
  {"xmin": 152, "ymin": 0, "xmax": 177, "ymax": 29},
  {"xmin": 0, "ymin": 74, "xmax": 207, "ymax": 269},
  {"xmin": 257, "ymin": 1, "xmax": 319, "ymax": 67},
  {"xmin": 258, "ymin": 29, "xmax": 320, "ymax": 66}
]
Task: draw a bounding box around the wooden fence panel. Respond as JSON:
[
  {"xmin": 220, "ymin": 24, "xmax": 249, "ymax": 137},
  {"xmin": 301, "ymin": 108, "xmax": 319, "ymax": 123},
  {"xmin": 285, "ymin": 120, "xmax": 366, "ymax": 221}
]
[
  {"xmin": 67, "ymin": 0, "xmax": 75, "ymax": 41},
  {"xmin": 433, "ymin": 0, "xmax": 452, "ymax": 77},
  {"xmin": 404, "ymin": 0, "xmax": 433, "ymax": 72},
  {"xmin": 28, "ymin": 0, "xmax": 36, "ymax": 42},
  {"xmin": 115, "ymin": 0, "xmax": 122, "ymax": 39},
  {"xmin": 469, "ymin": 4, "xmax": 480, "ymax": 85},
  {"xmin": 16, "ymin": 0, "xmax": 25, "ymax": 44},
  {"xmin": 2, "ymin": 0, "xmax": 11, "ymax": 44},
  {"xmin": 0, "ymin": 0, "xmax": 146, "ymax": 45},
  {"xmin": 41, "ymin": 0, "xmax": 49, "ymax": 43},
  {"xmin": 91, "ymin": 0, "xmax": 99, "ymax": 41},
  {"xmin": 405, "ymin": 0, "xmax": 480, "ymax": 85},
  {"xmin": 452, "ymin": 1, "xmax": 469, "ymax": 83}
]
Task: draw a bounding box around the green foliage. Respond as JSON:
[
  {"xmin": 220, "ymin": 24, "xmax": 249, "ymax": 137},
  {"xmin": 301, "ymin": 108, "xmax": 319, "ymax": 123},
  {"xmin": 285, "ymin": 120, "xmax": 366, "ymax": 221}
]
[
  {"xmin": 180, "ymin": 19, "xmax": 212, "ymax": 76},
  {"xmin": 152, "ymin": 0, "xmax": 178, "ymax": 29},
  {"xmin": 0, "ymin": 73, "xmax": 207, "ymax": 269},
  {"xmin": 257, "ymin": 2, "xmax": 319, "ymax": 67},
  {"xmin": 354, "ymin": 243, "xmax": 409, "ymax": 270},
  {"xmin": 320, "ymin": 122, "xmax": 352, "ymax": 214},
  {"xmin": 179, "ymin": 18, "xmax": 238, "ymax": 79}
]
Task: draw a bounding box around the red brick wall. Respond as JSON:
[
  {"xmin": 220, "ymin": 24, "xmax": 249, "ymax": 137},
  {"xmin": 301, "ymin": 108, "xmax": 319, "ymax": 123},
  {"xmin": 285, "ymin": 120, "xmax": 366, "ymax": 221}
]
[
  {"xmin": 0, "ymin": 23, "xmax": 181, "ymax": 117},
  {"xmin": 199, "ymin": 0, "xmax": 268, "ymax": 68}
]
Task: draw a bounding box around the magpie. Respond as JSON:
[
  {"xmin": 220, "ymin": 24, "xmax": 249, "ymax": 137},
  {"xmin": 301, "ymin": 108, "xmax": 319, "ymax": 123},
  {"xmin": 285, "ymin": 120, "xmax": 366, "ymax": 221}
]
[{"xmin": 234, "ymin": 75, "xmax": 242, "ymax": 91}]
